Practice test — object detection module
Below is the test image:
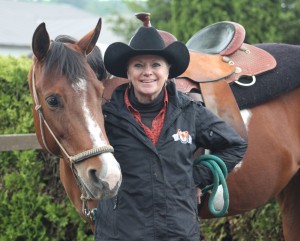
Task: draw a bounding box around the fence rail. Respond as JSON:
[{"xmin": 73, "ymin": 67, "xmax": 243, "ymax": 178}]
[{"xmin": 0, "ymin": 134, "xmax": 41, "ymax": 151}]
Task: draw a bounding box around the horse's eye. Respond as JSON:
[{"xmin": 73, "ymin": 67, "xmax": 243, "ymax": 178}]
[{"xmin": 46, "ymin": 95, "xmax": 61, "ymax": 108}]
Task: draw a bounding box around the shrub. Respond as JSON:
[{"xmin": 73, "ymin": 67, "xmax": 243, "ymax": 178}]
[
  {"xmin": 200, "ymin": 199, "xmax": 283, "ymax": 240},
  {"xmin": 0, "ymin": 55, "xmax": 93, "ymax": 241}
]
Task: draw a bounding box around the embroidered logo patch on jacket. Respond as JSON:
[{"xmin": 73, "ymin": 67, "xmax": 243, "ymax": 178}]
[{"xmin": 172, "ymin": 129, "xmax": 192, "ymax": 144}]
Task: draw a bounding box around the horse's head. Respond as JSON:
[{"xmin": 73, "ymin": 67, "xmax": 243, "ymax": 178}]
[{"xmin": 28, "ymin": 19, "xmax": 122, "ymax": 204}]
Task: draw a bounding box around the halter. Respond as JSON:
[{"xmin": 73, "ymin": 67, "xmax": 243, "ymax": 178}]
[{"xmin": 31, "ymin": 65, "xmax": 114, "ymax": 221}]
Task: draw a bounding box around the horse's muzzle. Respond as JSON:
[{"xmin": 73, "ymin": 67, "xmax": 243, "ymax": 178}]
[{"xmin": 85, "ymin": 153, "xmax": 122, "ymax": 200}]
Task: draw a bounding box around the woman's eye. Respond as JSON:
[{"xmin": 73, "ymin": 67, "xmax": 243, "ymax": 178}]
[
  {"xmin": 46, "ymin": 95, "xmax": 61, "ymax": 108},
  {"xmin": 152, "ymin": 62, "xmax": 161, "ymax": 67},
  {"xmin": 134, "ymin": 63, "xmax": 143, "ymax": 68}
]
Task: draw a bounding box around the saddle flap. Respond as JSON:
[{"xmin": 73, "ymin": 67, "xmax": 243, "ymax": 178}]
[
  {"xmin": 200, "ymin": 80, "xmax": 248, "ymax": 141},
  {"xmin": 179, "ymin": 51, "xmax": 235, "ymax": 82},
  {"xmin": 175, "ymin": 77, "xmax": 199, "ymax": 93},
  {"xmin": 226, "ymin": 43, "xmax": 277, "ymax": 83}
]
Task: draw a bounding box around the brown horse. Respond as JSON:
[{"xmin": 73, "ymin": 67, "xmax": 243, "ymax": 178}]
[
  {"xmin": 30, "ymin": 18, "xmax": 300, "ymax": 241},
  {"xmin": 188, "ymin": 41, "xmax": 300, "ymax": 241},
  {"xmin": 28, "ymin": 18, "xmax": 122, "ymax": 230}
]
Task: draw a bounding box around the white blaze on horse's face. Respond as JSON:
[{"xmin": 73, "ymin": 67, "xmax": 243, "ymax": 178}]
[
  {"xmin": 72, "ymin": 78, "xmax": 121, "ymax": 197},
  {"xmin": 73, "ymin": 78, "xmax": 106, "ymax": 146}
]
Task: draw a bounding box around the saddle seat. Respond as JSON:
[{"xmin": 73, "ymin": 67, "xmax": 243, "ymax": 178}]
[{"xmin": 186, "ymin": 21, "xmax": 246, "ymax": 56}]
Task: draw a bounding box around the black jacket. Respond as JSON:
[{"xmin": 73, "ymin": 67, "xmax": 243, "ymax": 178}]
[{"xmin": 94, "ymin": 82, "xmax": 247, "ymax": 241}]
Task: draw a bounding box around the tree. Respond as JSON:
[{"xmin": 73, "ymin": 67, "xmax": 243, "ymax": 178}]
[
  {"xmin": 170, "ymin": 0, "xmax": 283, "ymax": 43},
  {"xmin": 114, "ymin": 0, "xmax": 300, "ymax": 44},
  {"xmin": 277, "ymin": 0, "xmax": 300, "ymax": 44}
]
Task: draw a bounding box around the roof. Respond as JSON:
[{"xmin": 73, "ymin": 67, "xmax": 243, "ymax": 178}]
[{"xmin": 0, "ymin": 0, "xmax": 125, "ymax": 47}]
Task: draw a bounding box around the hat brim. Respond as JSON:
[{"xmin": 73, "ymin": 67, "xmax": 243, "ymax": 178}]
[{"xmin": 104, "ymin": 41, "xmax": 190, "ymax": 79}]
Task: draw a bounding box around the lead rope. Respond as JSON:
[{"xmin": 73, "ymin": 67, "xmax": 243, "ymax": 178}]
[{"xmin": 194, "ymin": 154, "xmax": 229, "ymax": 217}]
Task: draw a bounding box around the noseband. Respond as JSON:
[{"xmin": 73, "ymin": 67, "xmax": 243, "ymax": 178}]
[{"xmin": 31, "ymin": 65, "xmax": 114, "ymax": 221}]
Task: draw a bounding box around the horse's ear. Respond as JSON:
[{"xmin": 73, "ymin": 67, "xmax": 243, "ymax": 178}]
[
  {"xmin": 77, "ymin": 18, "xmax": 102, "ymax": 56},
  {"xmin": 32, "ymin": 22, "xmax": 50, "ymax": 61}
]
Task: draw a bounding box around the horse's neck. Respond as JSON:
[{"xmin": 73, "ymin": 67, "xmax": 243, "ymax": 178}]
[{"xmin": 102, "ymin": 77, "xmax": 129, "ymax": 104}]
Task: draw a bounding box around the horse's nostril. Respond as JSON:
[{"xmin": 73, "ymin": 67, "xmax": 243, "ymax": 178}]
[
  {"xmin": 88, "ymin": 169, "xmax": 108, "ymax": 190},
  {"xmin": 85, "ymin": 154, "xmax": 121, "ymax": 193},
  {"xmin": 88, "ymin": 167, "xmax": 119, "ymax": 192},
  {"xmin": 88, "ymin": 169, "xmax": 99, "ymax": 183}
]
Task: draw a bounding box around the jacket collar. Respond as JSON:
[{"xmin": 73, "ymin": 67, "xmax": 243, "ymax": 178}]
[{"xmin": 103, "ymin": 80, "xmax": 191, "ymax": 114}]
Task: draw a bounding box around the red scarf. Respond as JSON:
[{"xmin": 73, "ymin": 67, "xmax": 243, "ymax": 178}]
[{"xmin": 124, "ymin": 87, "xmax": 168, "ymax": 145}]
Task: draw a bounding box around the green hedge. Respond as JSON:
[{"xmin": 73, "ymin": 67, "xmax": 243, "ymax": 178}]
[
  {"xmin": 201, "ymin": 199, "xmax": 282, "ymax": 240},
  {"xmin": 0, "ymin": 55, "xmax": 93, "ymax": 241}
]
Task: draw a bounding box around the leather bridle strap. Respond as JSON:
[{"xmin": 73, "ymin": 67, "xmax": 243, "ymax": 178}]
[{"xmin": 31, "ymin": 65, "xmax": 114, "ymax": 164}]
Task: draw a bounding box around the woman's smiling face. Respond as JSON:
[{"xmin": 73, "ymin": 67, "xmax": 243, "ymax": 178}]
[{"xmin": 127, "ymin": 55, "xmax": 170, "ymax": 103}]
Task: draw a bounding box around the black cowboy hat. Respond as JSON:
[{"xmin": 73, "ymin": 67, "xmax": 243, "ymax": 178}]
[{"xmin": 104, "ymin": 26, "xmax": 190, "ymax": 79}]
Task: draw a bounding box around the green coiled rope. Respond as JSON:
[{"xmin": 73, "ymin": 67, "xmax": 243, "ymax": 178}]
[{"xmin": 194, "ymin": 154, "xmax": 229, "ymax": 217}]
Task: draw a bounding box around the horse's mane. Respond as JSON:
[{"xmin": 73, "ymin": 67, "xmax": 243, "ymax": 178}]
[
  {"xmin": 44, "ymin": 41, "xmax": 87, "ymax": 82},
  {"xmin": 87, "ymin": 44, "xmax": 108, "ymax": 80},
  {"xmin": 46, "ymin": 35, "xmax": 107, "ymax": 81}
]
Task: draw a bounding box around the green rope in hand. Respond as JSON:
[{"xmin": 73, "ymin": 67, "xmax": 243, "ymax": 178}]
[{"xmin": 194, "ymin": 154, "xmax": 229, "ymax": 217}]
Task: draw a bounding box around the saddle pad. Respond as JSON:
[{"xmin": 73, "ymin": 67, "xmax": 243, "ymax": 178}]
[
  {"xmin": 231, "ymin": 43, "xmax": 300, "ymax": 110},
  {"xmin": 226, "ymin": 43, "xmax": 277, "ymax": 83}
]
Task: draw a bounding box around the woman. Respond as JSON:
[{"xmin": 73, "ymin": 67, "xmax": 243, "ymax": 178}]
[{"xmin": 95, "ymin": 26, "xmax": 247, "ymax": 241}]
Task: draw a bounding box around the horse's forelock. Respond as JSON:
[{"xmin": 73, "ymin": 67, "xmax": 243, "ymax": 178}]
[{"xmin": 44, "ymin": 42, "xmax": 87, "ymax": 82}]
